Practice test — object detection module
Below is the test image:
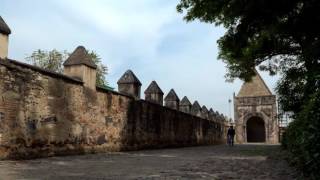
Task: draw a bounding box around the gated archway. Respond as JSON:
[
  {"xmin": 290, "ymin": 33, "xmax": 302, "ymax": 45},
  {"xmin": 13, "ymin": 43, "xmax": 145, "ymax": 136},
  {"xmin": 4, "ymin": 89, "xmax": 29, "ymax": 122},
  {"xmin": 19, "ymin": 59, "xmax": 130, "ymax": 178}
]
[{"xmin": 246, "ymin": 116, "xmax": 266, "ymax": 142}]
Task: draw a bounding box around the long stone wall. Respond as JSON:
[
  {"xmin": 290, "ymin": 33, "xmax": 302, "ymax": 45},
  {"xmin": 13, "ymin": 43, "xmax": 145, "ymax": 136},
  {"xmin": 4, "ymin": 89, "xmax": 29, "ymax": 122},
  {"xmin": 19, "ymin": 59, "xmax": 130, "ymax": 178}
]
[
  {"xmin": 122, "ymin": 100, "xmax": 224, "ymax": 150},
  {"xmin": 0, "ymin": 59, "xmax": 226, "ymax": 159}
]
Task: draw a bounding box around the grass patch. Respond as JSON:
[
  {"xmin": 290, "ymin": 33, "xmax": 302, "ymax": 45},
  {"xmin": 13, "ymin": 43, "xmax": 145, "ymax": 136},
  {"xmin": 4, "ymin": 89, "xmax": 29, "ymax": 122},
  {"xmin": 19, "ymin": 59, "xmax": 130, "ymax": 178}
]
[{"xmin": 238, "ymin": 145, "xmax": 279, "ymax": 157}]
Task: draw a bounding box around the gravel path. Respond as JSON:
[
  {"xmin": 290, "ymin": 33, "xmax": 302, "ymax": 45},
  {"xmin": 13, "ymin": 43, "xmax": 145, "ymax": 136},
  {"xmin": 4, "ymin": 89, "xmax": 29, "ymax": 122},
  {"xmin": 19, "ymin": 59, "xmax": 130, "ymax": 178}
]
[{"xmin": 0, "ymin": 144, "xmax": 296, "ymax": 180}]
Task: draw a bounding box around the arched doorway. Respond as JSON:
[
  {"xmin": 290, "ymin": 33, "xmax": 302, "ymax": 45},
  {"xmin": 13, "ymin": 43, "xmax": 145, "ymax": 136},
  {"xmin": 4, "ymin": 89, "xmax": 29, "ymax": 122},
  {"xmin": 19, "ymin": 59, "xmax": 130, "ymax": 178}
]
[{"xmin": 246, "ymin": 116, "xmax": 266, "ymax": 142}]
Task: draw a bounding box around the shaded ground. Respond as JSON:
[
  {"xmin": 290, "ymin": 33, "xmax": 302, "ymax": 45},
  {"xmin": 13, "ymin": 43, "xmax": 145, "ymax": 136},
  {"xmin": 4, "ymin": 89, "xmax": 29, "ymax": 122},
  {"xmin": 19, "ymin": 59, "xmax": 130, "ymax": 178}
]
[{"xmin": 0, "ymin": 144, "xmax": 296, "ymax": 180}]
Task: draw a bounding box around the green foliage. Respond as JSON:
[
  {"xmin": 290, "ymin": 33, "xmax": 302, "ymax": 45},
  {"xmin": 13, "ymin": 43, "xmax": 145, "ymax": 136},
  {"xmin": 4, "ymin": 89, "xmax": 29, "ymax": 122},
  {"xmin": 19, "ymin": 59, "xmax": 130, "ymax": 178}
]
[
  {"xmin": 26, "ymin": 49, "xmax": 68, "ymax": 73},
  {"xmin": 177, "ymin": 0, "xmax": 320, "ymax": 178},
  {"xmin": 177, "ymin": 0, "xmax": 320, "ymax": 82},
  {"xmin": 276, "ymin": 67, "xmax": 306, "ymax": 113},
  {"xmin": 87, "ymin": 50, "xmax": 109, "ymax": 88},
  {"xmin": 282, "ymin": 91, "xmax": 320, "ymax": 179},
  {"xmin": 238, "ymin": 145, "xmax": 278, "ymax": 157},
  {"xmin": 26, "ymin": 49, "xmax": 108, "ymax": 87}
]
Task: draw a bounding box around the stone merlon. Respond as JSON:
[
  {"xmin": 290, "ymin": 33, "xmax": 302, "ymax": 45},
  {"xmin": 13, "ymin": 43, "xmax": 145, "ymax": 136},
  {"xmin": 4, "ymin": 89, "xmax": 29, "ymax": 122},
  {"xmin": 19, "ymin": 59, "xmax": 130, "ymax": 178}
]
[
  {"xmin": 63, "ymin": 46, "xmax": 97, "ymax": 90},
  {"xmin": 201, "ymin": 105, "xmax": 209, "ymax": 119},
  {"xmin": 144, "ymin": 81, "xmax": 163, "ymax": 95},
  {"xmin": 63, "ymin": 46, "xmax": 97, "ymax": 69},
  {"xmin": 209, "ymin": 108, "xmax": 215, "ymax": 121},
  {"xmin": 191, "ymin": 101, "xmax": 202, "ymax": 117},
  {"xmin": 201, "ymin": 105, "xmax": 208, "ymax": 112},
  {"xmin": 180, "ymin": 96, "xmax": 191, "ymax": 106},
  {"xmin": 117, "ymin": 70, "xmax": 142, "ymax": 85},
  {"xmin": 179, "ymin": 96, "xmax": 192, "ymax": 113},
  {"xmin": 117, "ymin": 70, "xmax": 142, "ymax": 99},
  {"xmin": 144, "ymin": 81, "xmax": 164, "ymax": 105},
  {"xmin": 164, "ymin": 89, "xmax": 180, "ymax": 110}
]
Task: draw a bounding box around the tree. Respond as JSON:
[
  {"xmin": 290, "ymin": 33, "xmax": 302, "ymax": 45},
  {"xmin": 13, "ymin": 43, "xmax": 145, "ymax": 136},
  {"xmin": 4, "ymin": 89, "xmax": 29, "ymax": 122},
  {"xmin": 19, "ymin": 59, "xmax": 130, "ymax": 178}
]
[
  {"xmin": 177, "ymin": 0, "xmax": 320, "ymax": 110},
  {"xmin": 26, "ymin": 49, "xmax": 109, "ymax": 87},
  {"xmin": 26, "ymin": 49, "xmax": 68, "ymax": 73},
  {"xmin": 177, "ymin": 0, "xmax": 320, "ymax": 178},
  {"xmin": 87, "ymin": 50, "xmax": 109, "ymax": 88}
]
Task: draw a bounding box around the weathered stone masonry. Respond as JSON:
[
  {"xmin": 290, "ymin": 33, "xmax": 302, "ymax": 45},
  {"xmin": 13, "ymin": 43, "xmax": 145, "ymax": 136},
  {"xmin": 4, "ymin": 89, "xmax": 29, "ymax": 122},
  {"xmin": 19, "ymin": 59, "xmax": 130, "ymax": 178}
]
[
  {"xmin": 0, "ymin": 59, "xmax": 226, "ymax": 159},
  {"xmin": 0, "ymin": 17, "xmax": 226, "ymax": 159},
  {"xmin": 234, "ymin": 71, "xmax": 279, "ymax": 144}
]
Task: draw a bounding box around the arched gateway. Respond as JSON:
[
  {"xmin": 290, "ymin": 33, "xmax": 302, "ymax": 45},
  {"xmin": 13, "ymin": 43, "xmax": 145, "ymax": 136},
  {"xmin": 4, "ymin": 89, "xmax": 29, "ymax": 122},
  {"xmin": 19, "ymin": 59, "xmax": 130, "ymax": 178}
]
[
  {"xmin": 246, "ymin": 116, "xmax": 265, "ymax": 142},
  {"xmin": 234, "ymin": 71, "xmax": 279, "ymax": 144}
]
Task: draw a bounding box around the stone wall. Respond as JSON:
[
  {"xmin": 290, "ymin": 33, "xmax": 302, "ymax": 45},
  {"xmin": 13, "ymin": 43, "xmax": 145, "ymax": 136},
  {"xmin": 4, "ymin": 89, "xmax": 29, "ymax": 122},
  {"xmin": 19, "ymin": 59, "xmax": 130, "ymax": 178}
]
[
  {"xmin": 234, "ymin": 95, "xmax": 279, "ymax": 144},
  {"xmin": 0, "ymin": 59, "xmax": 226, "ymax": 159},
  {"xmin": 64, "ymin": 65, "xmax": 97, "ymax": 90},
  {"xmin": 123, "ymin": 100, "xmax": 224, "ymax": 150}
]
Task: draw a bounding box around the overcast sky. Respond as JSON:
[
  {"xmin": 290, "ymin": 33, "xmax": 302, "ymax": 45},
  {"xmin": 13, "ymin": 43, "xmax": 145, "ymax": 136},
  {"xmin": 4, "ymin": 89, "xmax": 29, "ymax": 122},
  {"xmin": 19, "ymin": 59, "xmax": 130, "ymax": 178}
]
[{"xmin": 1, "ymin": 0, "xmax": 279, "ymax": 118}]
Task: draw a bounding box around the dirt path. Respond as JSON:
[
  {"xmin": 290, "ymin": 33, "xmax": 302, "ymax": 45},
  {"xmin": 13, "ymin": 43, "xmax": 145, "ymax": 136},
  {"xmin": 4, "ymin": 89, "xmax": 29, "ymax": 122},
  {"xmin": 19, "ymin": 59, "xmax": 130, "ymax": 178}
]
[{"xmin": 0, "ymin": 144, "xmax": 296, "ymax": 180}]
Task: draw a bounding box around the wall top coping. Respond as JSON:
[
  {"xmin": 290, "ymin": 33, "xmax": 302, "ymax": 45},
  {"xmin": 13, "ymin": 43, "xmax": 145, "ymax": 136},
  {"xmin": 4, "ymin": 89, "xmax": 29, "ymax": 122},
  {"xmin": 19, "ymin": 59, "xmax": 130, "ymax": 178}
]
[
  {"xmin": 96, "ymin": 86, "xmax": 135, "ymax": 99},
  {"xmin": 0, "ymin": 59, "xmax": 83, "ymax": 84},
  {"xmin": 137, "ymin": 99, "xmax": 222, "ymax": 123}
]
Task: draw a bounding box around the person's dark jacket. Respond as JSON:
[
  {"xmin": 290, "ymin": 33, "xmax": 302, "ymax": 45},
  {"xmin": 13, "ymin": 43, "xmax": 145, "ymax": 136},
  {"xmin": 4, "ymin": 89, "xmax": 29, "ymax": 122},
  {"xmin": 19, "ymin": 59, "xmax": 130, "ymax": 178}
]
[{"xmin": 227, "ymin": 128, "xmax": 235, "ymax": 137}]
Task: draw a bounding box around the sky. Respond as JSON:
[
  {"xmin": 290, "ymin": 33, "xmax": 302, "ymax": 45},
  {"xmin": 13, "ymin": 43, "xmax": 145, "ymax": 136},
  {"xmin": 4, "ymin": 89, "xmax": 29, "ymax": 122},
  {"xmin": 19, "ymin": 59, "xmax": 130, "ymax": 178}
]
[{"xmin": 0, "ymin": 0, "xmax": 279, "ymax": 118}]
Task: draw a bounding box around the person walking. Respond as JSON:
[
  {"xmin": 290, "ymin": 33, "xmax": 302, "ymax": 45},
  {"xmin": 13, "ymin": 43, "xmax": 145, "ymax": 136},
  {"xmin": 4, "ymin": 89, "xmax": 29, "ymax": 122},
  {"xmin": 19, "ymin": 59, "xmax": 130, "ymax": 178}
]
[{"xmin": 227, "ymin": 126, "xmax": 235, "ymax": 146}]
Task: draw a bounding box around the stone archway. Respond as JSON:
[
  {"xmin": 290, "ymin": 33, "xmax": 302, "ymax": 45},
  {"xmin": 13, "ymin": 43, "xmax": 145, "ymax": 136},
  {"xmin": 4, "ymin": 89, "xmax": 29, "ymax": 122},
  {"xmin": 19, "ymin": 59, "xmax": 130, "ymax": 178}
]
[{"xmin": 246, "ymin": 116, "xmax": 266, "ymax": 142}]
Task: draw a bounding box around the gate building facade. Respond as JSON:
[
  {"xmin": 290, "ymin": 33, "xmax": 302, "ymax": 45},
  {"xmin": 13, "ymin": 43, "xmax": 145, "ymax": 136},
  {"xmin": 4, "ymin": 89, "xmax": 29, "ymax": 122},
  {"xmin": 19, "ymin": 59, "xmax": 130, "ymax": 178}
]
[{"xmin": 234, "ymin": 71, "xmax": 279, "ymax": 144}]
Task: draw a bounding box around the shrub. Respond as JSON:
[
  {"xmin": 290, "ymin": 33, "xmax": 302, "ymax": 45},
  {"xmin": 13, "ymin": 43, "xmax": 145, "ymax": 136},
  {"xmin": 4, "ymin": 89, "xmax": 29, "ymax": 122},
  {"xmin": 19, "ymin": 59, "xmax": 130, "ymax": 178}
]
[{"xmin": 282, "ymin": 91, "xmax": 320, "ymax": 179}]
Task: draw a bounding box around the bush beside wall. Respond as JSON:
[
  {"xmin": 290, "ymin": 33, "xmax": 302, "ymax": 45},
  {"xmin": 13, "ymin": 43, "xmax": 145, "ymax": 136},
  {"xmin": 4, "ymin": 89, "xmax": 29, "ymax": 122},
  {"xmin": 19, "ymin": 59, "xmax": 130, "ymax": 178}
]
[{"xmin": 282, "ymin": 91, "xmax": 320, "ymax": 179}]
